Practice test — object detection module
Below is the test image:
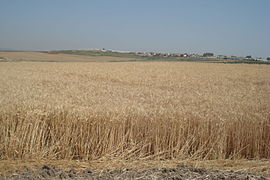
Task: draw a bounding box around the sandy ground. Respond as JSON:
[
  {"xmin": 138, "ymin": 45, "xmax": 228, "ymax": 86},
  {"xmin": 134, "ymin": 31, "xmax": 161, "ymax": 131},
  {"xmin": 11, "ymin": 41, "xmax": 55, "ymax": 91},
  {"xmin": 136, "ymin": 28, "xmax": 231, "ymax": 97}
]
[{"xmin": 0, "ymin": 51, "xmax": 134, "ymax": 62}]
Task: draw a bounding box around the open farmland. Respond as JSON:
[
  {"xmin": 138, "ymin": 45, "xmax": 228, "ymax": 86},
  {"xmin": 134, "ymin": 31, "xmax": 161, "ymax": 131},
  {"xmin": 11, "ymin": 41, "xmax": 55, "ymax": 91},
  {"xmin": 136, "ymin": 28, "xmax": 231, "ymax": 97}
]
[
  {"xmin": 0, "ymin": 61, "xmax": 270, "ymax": 178},
  {"xmin": 0, "ymin": 51, "xmax": 135, "ymax": 62}
]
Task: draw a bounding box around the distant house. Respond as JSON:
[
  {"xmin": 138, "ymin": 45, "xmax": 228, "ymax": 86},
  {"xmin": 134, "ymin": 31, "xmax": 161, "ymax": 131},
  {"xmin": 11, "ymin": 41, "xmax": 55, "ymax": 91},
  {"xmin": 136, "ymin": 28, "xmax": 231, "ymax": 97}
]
[
  {"xmin": 230, "ymin": 56, "xmax": 238, "ymax": 59},
  {"xmin": 203, "ymin": 52, "xmax": 214, "ymax": 57},
  {"xmin": 217, "ymin": 55, "xmax": 227, "ymax": 59},
  {"xmin": 183, "ymin": 53, "xmax": 188, "ymax": 57},
  {"xmin": 245, "ymin": 55, "xmax": 255, "ymax": 60}
]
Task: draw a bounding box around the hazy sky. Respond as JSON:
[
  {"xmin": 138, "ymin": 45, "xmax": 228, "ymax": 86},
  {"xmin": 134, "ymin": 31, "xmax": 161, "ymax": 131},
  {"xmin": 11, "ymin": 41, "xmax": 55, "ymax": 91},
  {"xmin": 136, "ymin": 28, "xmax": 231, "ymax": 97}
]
[{"xmin": 0, "ymin": 0, "xmax": 269, "ymax": 57}]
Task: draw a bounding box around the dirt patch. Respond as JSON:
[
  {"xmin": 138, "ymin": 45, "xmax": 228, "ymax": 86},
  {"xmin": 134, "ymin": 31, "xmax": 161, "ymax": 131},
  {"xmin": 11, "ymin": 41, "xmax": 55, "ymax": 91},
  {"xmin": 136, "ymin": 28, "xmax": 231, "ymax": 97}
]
[
  {"xmin": 0, "ymin": 51, "xmax": 134, "ymax": 62},
  {"xmin": 1, "ymin": 165, "xmax": 268, "ymax": 180}
]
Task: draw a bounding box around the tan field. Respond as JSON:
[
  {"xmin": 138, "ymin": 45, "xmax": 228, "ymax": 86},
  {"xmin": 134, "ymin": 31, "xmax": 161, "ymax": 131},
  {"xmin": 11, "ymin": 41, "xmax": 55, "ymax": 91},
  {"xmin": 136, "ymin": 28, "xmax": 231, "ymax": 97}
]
[
  {"xmin": 0, "ymin": 51, "xmax": 134, "ymax": 62},
  {"xmin": 0, "ymin": 60, "xmax": 270, "ymax": 176}
]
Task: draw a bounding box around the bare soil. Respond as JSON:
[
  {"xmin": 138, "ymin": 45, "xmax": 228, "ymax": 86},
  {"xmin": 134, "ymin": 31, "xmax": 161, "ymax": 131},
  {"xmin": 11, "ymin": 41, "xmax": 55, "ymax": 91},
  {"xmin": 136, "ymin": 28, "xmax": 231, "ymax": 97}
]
[{"xmin": 0, "ymin": 165, "xmax": 269, "ymax": 180}]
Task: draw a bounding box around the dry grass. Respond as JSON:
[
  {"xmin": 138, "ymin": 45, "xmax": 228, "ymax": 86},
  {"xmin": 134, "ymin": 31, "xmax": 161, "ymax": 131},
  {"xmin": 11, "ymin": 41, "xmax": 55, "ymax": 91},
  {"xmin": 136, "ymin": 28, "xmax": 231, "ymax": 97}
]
[
  {"xmin": 0, "ymin": 51, "xmax": 134, "ymax": 62},
  {"xmin": 0, "ymin": 61, "xmax": 269, "ymax": 162}
]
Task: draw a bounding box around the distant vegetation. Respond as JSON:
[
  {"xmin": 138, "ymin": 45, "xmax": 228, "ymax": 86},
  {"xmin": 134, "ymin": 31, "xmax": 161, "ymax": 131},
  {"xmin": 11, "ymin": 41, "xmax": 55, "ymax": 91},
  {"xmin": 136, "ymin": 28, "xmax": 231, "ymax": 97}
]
[
  {"xmin": 51, "ymin": 50, "xmax": 140, "ymax": 58},
  {"xmin": 51, "ymin": 50, "xmax": 270, "ymax": 64},
  {"xmin": 221, "ymin": 60, "xmax": 270, "ymax": 65}
]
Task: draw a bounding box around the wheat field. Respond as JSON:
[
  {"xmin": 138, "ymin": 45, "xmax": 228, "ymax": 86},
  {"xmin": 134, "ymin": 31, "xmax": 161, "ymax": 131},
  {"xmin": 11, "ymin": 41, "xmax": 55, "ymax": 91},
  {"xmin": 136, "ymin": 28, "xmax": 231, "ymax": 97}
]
[{"xmin": 0, "ymin": 61, "xmax": 269, "ymax": 161}]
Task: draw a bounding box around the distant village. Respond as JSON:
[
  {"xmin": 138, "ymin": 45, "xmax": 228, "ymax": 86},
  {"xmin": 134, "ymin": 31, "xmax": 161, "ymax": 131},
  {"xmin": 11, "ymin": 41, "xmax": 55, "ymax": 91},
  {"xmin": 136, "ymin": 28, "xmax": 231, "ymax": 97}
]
[
  {"xmin": 99, "ymin": 48, "xmax": 270, "ymax": 62},
  {"xmin": 136, "ymin": 52, "xmax": 270, "ymax": 61}
]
